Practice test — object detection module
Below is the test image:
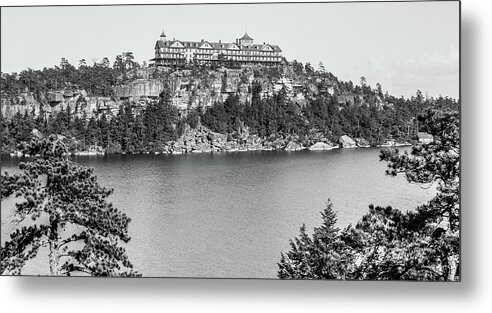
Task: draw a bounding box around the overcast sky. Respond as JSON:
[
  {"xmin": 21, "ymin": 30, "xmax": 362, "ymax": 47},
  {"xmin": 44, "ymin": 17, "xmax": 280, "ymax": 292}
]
[{"xmin": 1, "ymin": 1, "xmax": 459, "ymax": 99}]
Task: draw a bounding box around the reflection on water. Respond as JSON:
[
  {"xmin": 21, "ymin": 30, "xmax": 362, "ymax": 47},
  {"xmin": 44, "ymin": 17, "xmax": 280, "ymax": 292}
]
[{"xmin": 1, "ymin": 149, "xmax": 436, "ymax": 278}]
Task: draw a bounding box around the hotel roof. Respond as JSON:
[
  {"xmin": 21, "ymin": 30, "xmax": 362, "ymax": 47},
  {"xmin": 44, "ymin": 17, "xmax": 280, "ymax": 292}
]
[
  {"xmin": 240, "ymin": 32, "xmax": 253, "ymax": 40},
  {"xmin": 155, "ymin": 39, "xmax": 282, "ymax": 52}
]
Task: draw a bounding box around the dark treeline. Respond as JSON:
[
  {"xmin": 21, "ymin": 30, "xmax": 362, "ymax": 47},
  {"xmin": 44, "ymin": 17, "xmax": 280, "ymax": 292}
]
[
  {"xmin": 1, "ymin": 83, "xmax": 459, "ymax": 155},
  {"xmin": 1, "ymin": 85, "xmax": 179, "ymax": 154},
  {"xmin": 199, "ymin": 82, "xmax": 459, "ymax": 144},
  {"xmin": 1, "ymin": 53, "xmax": 140, "ymax": 100}
]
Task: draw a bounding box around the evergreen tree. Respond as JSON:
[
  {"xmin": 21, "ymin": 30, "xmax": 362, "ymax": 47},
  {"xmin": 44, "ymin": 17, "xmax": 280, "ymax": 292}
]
[
  {"xmin": 1, "ymin": 111, "xmax": 14, "ymax": 154},
  {"xmin": 98, "ymin": 112, "xmax": 110, "ymax": 149},
  {"xmin": 1, "ymin": 133, "xmax": 139, "ymax": 276},
  {"xmin": 278, "ymin": 109, "xmax": 460, "ymax": 281},
  {"xmin": 143, "ymin": 85, "xmax": 179, "ymax": 148},
  {"xmin": 278, "ymin": 201, "xmax": 352, "ymax": 279},
  {"xmin": 85, "ymin": 116, "xmax": 99, "ymax": 147}
]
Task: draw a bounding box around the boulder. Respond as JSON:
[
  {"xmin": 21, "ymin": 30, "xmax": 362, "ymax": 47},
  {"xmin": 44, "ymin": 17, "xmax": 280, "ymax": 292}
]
[
  {"xmin": 270, "ymin": 138, "xmax": 287, "ymax": 150},
  {"xmin": 339, "ymin": 135, "xmax": 356, "ymax": 148},
  {"xmin": 194, "ymin": 142, "xmax": 211, "ymax": 152},
  {"xmin": 309, "ymin": 142, "xmax": 334, "ymax": 150},
  {"xmin": 285, "ymin": 141, "xmax": 303, "ymax": 151},
  {"xmin": 355, "ymin": 137, "xmax": 370, "ymax": 148},
  {"xmin": 379, "ymin": 139, "xmax": 396, "ymax": 147}
]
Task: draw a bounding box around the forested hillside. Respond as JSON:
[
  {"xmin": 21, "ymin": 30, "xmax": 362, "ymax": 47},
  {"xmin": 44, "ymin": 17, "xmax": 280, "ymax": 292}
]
[{"xmin": 1, "ymin": 55, "xmax": 459, "ymax": 155}]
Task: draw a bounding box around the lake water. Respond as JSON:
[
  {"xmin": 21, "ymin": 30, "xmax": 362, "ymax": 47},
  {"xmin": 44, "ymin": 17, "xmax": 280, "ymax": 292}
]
[{"xmin": 1, "ymin": 148, "xmax": 436, "ymax": 278}]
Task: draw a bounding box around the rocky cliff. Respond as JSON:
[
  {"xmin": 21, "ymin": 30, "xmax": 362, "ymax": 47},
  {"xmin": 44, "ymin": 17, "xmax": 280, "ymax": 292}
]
[
  {"xmin": 1, "ymin": 89, "xmax": 120, "ymax": 119},
  {"xmin": 114, "ymin": 79, "xmax": 164, "ymax": 99},
  {"xmin": 1, "ymin": 66, "xmax": 327, "ymax": 120}
]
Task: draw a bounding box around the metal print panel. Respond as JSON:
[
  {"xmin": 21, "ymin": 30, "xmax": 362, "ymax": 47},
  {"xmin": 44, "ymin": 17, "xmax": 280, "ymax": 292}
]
[{"xmin": 0, "ymin": 1, "xmax": 460, "ymax": 280}]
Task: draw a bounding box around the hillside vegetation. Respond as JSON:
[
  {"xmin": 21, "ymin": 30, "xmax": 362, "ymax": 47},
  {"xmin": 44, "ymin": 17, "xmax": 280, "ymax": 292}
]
[{"xmin": 1, "ymin": 55, "xmax": 459, "ymax": 155}]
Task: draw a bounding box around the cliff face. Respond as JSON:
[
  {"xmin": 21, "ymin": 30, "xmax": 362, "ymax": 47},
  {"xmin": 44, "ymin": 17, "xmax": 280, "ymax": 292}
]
[
  {"xmin": 101, "ymin": 68, "xmax": 273, "ymax": 113},
  {"xmin": 114, "ymin": 79, "xmax": 164, "ymax": 99},
  {"xmin": 1, "ymin": 93, "xmax": 41, "ymax": 118},
  {"xmin": 1, "ymin": 90, "xmax": 120, "ymax": 119},
  {"xmin": 1, "ymin": 65, "xmax": 346, "ymax": 120}
]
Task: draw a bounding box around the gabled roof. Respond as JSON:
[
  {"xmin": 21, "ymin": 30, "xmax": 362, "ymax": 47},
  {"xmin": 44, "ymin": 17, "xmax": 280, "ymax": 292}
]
[
  {"xmin": 156, "ymin": 40, "xmax": 186, "ymax": 49},
  {"xmin": 171, "ymin": 40, "xmax": 185, "ymax": 48},
  {"xmin": 199, "ymin": 41, "xmax": 214, "ymax": 49},
  {"xmin": 226, "ymin": 42, "xmax": 240, "ymax": 50},
  {"xmin": 271, "ymin": 45, "xmax": 282, "ymax": 52},
  {"xmin": 155, "ymin": 39, "xmax": 282, "ymax": 52}
]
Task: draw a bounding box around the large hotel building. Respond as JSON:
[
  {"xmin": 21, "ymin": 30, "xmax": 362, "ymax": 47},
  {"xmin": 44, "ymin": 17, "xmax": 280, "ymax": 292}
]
[{"xmin": 151, "ymin": 30, "xmax": 283, "ymax": 67}]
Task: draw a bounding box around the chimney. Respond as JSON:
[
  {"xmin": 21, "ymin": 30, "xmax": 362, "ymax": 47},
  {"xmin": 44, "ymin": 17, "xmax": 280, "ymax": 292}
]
[
  {"xmin": 201, "ymin": 39, "xmax": 204, "ymax": 42},
  {"xmin": 219, "ymin": 40, "xmax": 221, "ymax": 43}
]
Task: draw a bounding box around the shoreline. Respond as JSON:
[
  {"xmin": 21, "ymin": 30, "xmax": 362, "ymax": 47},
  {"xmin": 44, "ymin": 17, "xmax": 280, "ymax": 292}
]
[{"xmin": 4, "ymin": 143, "xmax": 414, "ymax": 158}]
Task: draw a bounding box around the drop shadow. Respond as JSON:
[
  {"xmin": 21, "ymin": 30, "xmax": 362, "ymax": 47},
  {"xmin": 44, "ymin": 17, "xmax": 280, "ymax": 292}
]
[{"xmin": 9, "ymin": 3, "xmax": 478, "ymax": 303}]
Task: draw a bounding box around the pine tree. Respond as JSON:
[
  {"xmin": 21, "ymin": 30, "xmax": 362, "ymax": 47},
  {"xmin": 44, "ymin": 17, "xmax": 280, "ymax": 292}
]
[
  {"xmin": 1, "ymin": 133, "xmax": 140, "ymax": 276},
  {"xmin": 278, "ymin": 109, "xmax": 460, "ymax": 281},
  {"xmin": 278, "ymin": 200, "xmax": 351, "ymax": 279}
]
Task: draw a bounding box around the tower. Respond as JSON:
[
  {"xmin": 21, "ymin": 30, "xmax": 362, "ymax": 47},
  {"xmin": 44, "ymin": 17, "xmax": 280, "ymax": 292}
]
[
  {"xmin": 160, "ymin": 29, "xmax": 167, "ymax": 42},
  {"xmin": 238, "ymin": 32, "xmax": 253, "ymax": 46}
]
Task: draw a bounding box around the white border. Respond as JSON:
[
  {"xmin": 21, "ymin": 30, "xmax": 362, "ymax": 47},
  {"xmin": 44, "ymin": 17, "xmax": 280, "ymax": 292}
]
[{"xmin": 2, "ymin": 1, "xmax": 491, "ymax": 313}]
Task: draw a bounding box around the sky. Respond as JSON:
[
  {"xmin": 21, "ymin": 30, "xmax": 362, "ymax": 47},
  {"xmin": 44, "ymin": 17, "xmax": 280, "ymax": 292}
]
[{"xmin": 1, "ymin": 1, "xmax": 459, "ymax": 99}]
